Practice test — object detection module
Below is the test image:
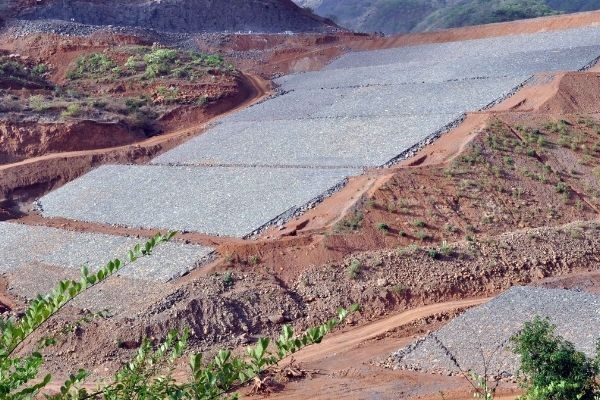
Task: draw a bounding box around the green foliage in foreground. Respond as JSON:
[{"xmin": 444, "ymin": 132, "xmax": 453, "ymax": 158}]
[
  {"xmin": 0, "ymin": 231, "xmax": 357, "ymax": 399},
  {"xmin": 0, "ymin": 232, "xmax": 176, "ymax": 399},
  {"xmin": 511, "ymin": 316, "xmax": 600, "ymax": 400}
]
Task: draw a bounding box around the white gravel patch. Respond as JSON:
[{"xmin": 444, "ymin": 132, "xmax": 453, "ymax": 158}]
[
  {"xmin": 38, "ymin": 165, "xmax": 360, "ymax": 237},
  {"xmin": 0, "ymin": 222, "xmax": 213, "ymax": 282}
]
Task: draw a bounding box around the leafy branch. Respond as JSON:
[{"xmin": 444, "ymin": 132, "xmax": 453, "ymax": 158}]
[
  {"xmin": 0, "ymin": 229, "xmax": 359, "ymax": 399},
  {"xmin": 0, "ymin": 232, "xmax": 175, "ymax": 399},
  {"xmin": 59, "ymin": 305, "xmax": 359, "ymax": 399}
]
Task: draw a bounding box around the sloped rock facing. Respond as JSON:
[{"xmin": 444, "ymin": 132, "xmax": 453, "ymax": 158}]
[{"xmin": 389, "ymin": 286, "xmax": 600, "ymax": 377}]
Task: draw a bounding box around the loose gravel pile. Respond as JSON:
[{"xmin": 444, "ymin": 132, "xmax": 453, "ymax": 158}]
[
  {"xmin": 38, "ymin": 165, "xmax": 359, "ymax": 237},
  {"xmin": 0, "ymin": 222, "xmax": 213, "ymax": 283},
  {"xmin": 390, "ymin": 286, "xmax": 600, "ymax": 377},
  {"xmin": 37, "ymin": 24, "xmax": 600, "ymax": 238},
  {"xmin": 5, "ymin": 19, "xmax": 197, "ymax": 48}
]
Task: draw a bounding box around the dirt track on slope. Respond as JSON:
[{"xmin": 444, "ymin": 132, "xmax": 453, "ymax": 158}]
[
  {"xmin": 253, "ymin": 298, "xmax": 523, "ymax": 400},
  {"xmin": 290, "ymin": 298, "xmax": 487, "ymax": 364},
  {"xmin": 0, "ymin": 72, "xmax": 270, "ymax": 209}
]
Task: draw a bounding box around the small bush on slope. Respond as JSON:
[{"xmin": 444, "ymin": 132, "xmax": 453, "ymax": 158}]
[{"xmin": 511, "ymin": 316, "xmax": 599, "ymax": 400}]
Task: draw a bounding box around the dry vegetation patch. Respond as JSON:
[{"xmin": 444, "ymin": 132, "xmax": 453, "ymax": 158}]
[{"xmin": 328, "ymin": 115, "xmax": 600, "ymax": 253}]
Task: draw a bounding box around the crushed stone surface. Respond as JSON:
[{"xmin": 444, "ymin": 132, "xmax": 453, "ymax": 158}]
[
  {"xmin": 324, "ymin": 27, "xmax": 600, "ymax": 69},
  {"xmin": 38, "ymin": 165, "xmax": 359, "ymax": 237},
  {"xmin": 390, "ymin": 286, "xmax": 600, "ymax": 377},
  {"xmin": 152, "ymin": 114, "xmax": 459, "ymax": 167},
  {"xmin": 0, "ymin": 221, "xmax": 213, "ymax": 283},
  {"xmin": 280, "ymin": 47, "xmax": 600, "ymax": 90},
  {"xmin": 31, "ymin": 25, "xmax": 600, "ymax": 244}
]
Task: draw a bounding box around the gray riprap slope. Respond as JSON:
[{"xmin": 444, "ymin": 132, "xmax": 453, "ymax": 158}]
[
  {"xmin": 153, "ymin": 76, "xmax": 525, "ymax": 167},
  {"xmin": 390, "ymin": 286, "xmax": 600, "ymax": 376},
  {"xmin": 231, "ymin": 76, "xmax": 528, "ymax": 121},
  {"xmin": 38, "ymin": 165, "xmax": 359, "ymax": 237},
  {"xmin": 37, "ymin": 25, "xmax": 600, "ymax": 238},
  {"xmin": 0, "ymin": 222, "xmax": 213, "ymax": 283},
  {"xmin": 152, "ymin": 114, "xmax": 458, "ymax": 168},
  {"xmin": 324, "ymin": 27, "xmax": 600, "ymax": 70},
  {"xmin": 277, "ymin": 46, "xmax": 600, "ymax": 90}
]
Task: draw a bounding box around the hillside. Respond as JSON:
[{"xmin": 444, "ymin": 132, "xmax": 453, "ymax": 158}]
[
  {"xmin": 2, "ymin": 4, "xmax": 600, "ymax": 398},
  {"xmin": 414, "ymin": 0, "xmax": 556, "ymax": 32},
  {"xmin": 9, "ymin": 0, "xmax": 333, "ymax": 33},
  {"xmin": 295, "ymin": 0, "xmax": 600, "ymax": 34}
]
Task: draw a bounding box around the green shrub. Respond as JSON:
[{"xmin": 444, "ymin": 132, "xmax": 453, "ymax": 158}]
[
  {"xmin": 426, "ymin": 248, "xmax": 439, "ymax": 259},
  {"xmin": 415, "ymin": 230, "xmax": 430, "ymax": 241},
  {"xmin": 439, "ymin": 240, "xmax": 454, "ymax": 256},
  {"xmin": 196, "ymin": 95, "xmax": 209, "ymax": 106},
  {"xmin": 124, "ymin": 55, "xmax": 145, "ymax": 71},
  {"xmin": 67, "ymin": 53, "xmax": 116, "ymax": 80},
  {"xmin": 32, "ymin": 63, "xmax": 48, "ymax": 76},
  {"xmin": 154, "ymin": 85, "xmax": 180, "ymax": 104},
  {"xmin": 189, "ymin": 51, "xmax": 225, "ymax": 68},
  {"xmin": 346, "ymin": 259, "xmax": 362, "ymax": 279},
  {"xmin": 28, "ymin": 95, "xmax": 49, "ymax": 112},
  {"xmin": 124, "ymin": 96, "xmax": 148, "ymax": 112},
  {"xmin": 511, "ymin": 316, "xmax": 599, "ymax": 400},
  {"xmin": 61, "ymin": 103, "xmax": 81, "ymax": 118},
  {"xmin": 412, "ymin": 219, "xmax": 426, "ymax": 228},
  {"xmin": 555, "ymin": 181, "xmax": 569, "ymax": 194},
  {"xmin": 334, "ymin": 211, "xmax": 364, "ymax": 232},
  {"xmin": 222, "ymin": 271, "xmax": 234, "ymax": 288},
  {"xmin": 444, "ymin": 223, "xmax": 458, "ymax": 233},
  {"xmin": 0, "ymin": 60, "xmax": 26, "ymax": 77},
  {"xmin": 143, "ymin": 49, "xmax": 178, "ymax": 79},
  {"xmin": 376, "ymin": 222, "xmax": 390, "ymax": 232}
]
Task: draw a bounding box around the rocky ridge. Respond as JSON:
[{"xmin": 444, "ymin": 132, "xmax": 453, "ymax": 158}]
[{"xmin": 12, "ymin": 0, "xmax": 335, "ymax": 33}]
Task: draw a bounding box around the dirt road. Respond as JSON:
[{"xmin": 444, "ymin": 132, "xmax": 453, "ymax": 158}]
[
  {"xmin": 292, "ymin": 298, "xmax": 488, "ymax": 364},
  {"xmin": 256, "ymin": 298, "xmax": 509, "ymax": 400},
  {"xmin": 0, "ymin": 72, "xmax": 270, "ymax": 205}
]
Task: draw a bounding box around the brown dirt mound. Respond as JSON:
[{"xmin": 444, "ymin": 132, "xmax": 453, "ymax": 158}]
[{"xmin": 538, "ymin": 72, "xmax": 600, "ymax": 114}]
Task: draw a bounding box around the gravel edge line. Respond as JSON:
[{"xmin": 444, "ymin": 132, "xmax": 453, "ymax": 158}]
[{"xmin": 244, "ymin": 176, "xmax": 354, "ymax": 239}]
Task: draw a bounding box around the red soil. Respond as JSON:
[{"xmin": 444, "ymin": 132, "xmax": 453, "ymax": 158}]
[{"xmin": 3, "ymin": 11, "xmax": 600, "ymax": 399}]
